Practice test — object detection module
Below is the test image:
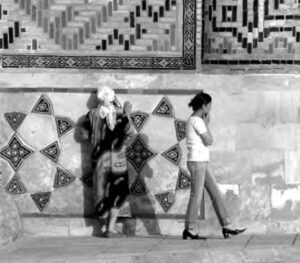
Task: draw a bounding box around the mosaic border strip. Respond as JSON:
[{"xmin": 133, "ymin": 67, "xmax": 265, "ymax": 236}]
[{"xmin": 1, "ymin": 0, "xmax": 196, "ymax": 70}]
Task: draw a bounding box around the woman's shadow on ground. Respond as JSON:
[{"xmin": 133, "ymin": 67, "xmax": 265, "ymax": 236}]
[{"xmin": 73, "ymin": 94, "xmax": 161, "ymax": 236}]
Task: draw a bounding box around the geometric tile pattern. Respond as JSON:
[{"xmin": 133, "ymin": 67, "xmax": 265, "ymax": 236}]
[
  {"xmin": 31, "ymin": 95, "xmax": 53, "ymax": 115},
  {"xmin": 55, "ymin": 117, "xmax": 75, "ymax": 137},
  {"xmin": 1, "ymin": 0, "xmax": 196, "ymax": 69},
  {"xmin": 40, "ymin": 141, "xmax": 60, "ymax": 163},
  {"xmin": 0, "ymin": 134, "xmax": 34, "ymax": 171},
  {"xmin": 155, "ymin": 191, "xmax": 175, "ymax": 212},
  {"xmin": 176, "ymin": 169, "xmax": 191, "ymax": 190},
  {"xmin": 4, "ymin": 112, "xmax": 26, "ymax": 131},
  {"xmin": 174, "ymin": 119, "xmax": 186, "ymax": 141},
  {"xmin": 161, "ymin": 143, "xmax": 182, "ymax": 166},
  {"xmin": 126, "ymin": 135, "xmax": 156, "ymax": 172},
  {"xmin": 31, "ymin": 192, "xmax": 51, "ymax": 212},
  {"xmin": 202, "ymin": 0, "xmax": 300, "ymax": 65},
  {"xmin": 152, "ymin": 97, "xmax": 174, "ymax": 118},
  {"xmin": 53, "ymin": 167, "xmax": 76, "ymax": 188},
  {"xmin": 129, "ymin": 111, "xmax": 149, "ymax": 132},
  {"xmin": 5, "ymin": 174, "xmax": 26, "ymax": 195},
  {"xmin": 129, "ymin": 176, "xmax": 149, "ymax": 196}
]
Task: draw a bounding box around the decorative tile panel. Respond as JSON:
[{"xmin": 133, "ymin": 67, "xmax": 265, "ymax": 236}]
[
  {"xmin": 130, "ymin": 111, "xmax": 149, "ymax": 132},
  {"xmin": 4, "ymin": 112, "xmax": 26, "ymax": 131},
  {"xmin": 176, "ymin": 169, "xmax": 191, "ymax": 190},
  {"xmin": 40, "ymin": 141, "xmax": 60, "ymax": 163},
  {"xmin": 53, "ymin": 167, "xmax": 76, "ymax": 188},
  {"xmin": 1, "ymin": 0, "xmax": 196, "ymax": 69},
  {"xmin": 129, "ymin": 175, "xmax": 149, "ymax": 196},
  {"xmin": 126, "ymin": 135, "xmax": 156, "ymax": 172},
  {"xmin": 155, "ymin": 191, "xmax": 175, "ymax": 212},
  {"xmin": 152, "ymin": 97, "xmax": 174, "ymax": 118},
  {"xmin": 31, "ymin": 192, "xmax": 51, "ymax": 212},
  {"xmin": 55, "ymin": 117, "xmax": 75, "ymax": 138},
  {"xmin": 202, "ymin": 0, "xmax": 300, "ymax": 65},
  {"xmin": 31, "ymin": 95, "xmax": 53, "ymax": 115},
  {"xmin": 161, "ymin": 143, "xmax": 182, "ymax": 166},
  {"xmin": 5, "ymin": 174, "xmax": 26, "ymax": 195},
  {"xmin": 174, "ymin": 119, "xmax": 186, "ymax": 141},
  {"xmin": 0, "ymin": 134, "xmax": 34, "ymax": 171}
]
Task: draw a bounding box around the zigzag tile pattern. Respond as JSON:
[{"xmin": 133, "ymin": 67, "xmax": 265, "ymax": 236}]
[{"xmin": 0, "ymin": 0, "xmax": 196, "ymax": 69}]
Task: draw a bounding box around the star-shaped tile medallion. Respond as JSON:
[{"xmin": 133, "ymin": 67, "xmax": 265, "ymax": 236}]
[
  {"xmin": 0, "ymin": 134, "xmax": 34, "ymax": 170},
  {"xmin": 126, "ymin": 135, "xmax": 156, "ymax": 172}
]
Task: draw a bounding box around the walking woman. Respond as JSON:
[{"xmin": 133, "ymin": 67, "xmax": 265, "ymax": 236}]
[{"xmin": 183, "ymin": 91, "xmax": 246, "ymax": 240}]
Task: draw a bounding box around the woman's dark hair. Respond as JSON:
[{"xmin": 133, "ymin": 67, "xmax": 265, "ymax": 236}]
[{"xmin": 188, "ymin": 92, "xmax": 212, "ymax": 111}]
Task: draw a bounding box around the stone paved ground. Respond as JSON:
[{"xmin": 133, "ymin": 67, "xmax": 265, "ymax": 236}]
[{"xmin": 0, "ymin": 234, "xmax": 300, "ymax": 263}]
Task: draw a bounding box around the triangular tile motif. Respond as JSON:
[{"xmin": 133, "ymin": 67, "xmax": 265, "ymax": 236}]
[
  {"xmin": 5, "ymin": 174, "xmax": 26, "ymax": 195},
  {"xmin": 31, "ymin": 95, "xmax": 53, "ymax": 115},
  {"xmin": 80, "ymin": 173, "xmax": 93, "ymax": 188},
  {"xmin": 174, "ymin": 119, "xmax": 186, "ymax": 141},
  {"xmin": 161, "ymin": 144, "xmax": 182, "ymax": 166},
  {"xmin": 176, "ymin": 169, "xmax": 191, "ymax": 190},
  {"xmin": 155, "ymin": 191, "xmax": 175, "ymax": 212},
  {"xmin": 126, "ymin": 135, "xmax": 156, "ymax": 172},
  {"xmin": 54, "ymin": 167, "xmax": 76, "ymax": 188},
  {"xmin": 40, "ymin": 141, "xmax": 60, "ymax": 163},
  {"xmin": 152, "ymin": 97, "xmax": 174, "ymax": 118},
  {"xmin": 4, "ymin": 112, "xmax": 26, "ymax": 131},
  {"xmin": 55, "ymin": 117, "xmax": 75, "ymax": 137},
  {"xmin": 129, "ymin": 111, "xmax": 149, "ymax": 132},
  {"xmin": 31, "ymin": 192, "xmax": 51, "ymax": 212},
  {"xmin": 0, "ymin": 134, "xmax": 34, "ymax": 171},
  {"xmin": 129, "ymin": 176, "xmax": 149, "ymax": 196}
]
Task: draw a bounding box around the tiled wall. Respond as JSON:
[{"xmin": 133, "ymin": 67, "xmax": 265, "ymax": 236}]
[
  {"xmin": 2, "ymin": 73, "xmax": 300, "ymax": 236},
  {"xmin": 0, "ymin": 0, "xmax": 196, "ymax": 69},
  {"xmin": 0, "ymin": 91, "xmax": 193, "ymax": 218},
  {"xmin": 203, "ymin": 0, "xmax": 300, "ymax": 66},
  {"xmin": 3, "ymin": 0, "xmax": 300, "ymax": 70},
  {"xmin": 1, "ymin": 0, "xmax": 300, "ymax": 237}
]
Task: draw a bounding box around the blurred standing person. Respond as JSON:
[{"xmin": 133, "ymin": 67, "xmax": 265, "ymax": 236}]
[{"xmin": 81, "ymin": 85, "xmax": 134, "ymax": 237}]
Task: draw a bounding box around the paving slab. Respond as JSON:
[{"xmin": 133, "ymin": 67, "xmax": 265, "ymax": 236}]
[{"xmin": 1, "ymin": 235, "xmax": 300, "ymax": 263}]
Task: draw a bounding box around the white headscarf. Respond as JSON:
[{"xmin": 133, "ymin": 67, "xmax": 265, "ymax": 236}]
[{"xmin": 97, "ymin": 85, "xmax": 116, "ymax": 131}]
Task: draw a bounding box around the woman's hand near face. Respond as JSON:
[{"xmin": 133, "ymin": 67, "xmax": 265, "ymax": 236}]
[{"xmin": 203, "ymin": 113, "xmax": 210, "ymax": 125}]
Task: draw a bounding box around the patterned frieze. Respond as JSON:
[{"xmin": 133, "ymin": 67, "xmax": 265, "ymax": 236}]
[{"xmin": 0, "ymin": 0, "xmax": 196, "ymax": 69}]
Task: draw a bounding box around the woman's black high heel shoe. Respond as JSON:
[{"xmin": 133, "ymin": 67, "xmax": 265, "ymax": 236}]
[
  {"xmin": 222, "ymin": 227, "xmax": 247, "ymax": 239},
  {"xmin": 182, "ymin": 229, "xmax": 207, "ymax": 240}
]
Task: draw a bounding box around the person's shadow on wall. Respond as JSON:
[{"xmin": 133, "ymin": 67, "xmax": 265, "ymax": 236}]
[
  {"xmin": 122, "ymin": 133, "xmax": 161, "ymax": 236},
  {"xmin": 74, "ymin": 97, "xmax": 161, "ymax": 237},
  {"xmin": 73, "ymin": 92, "xmax": 107, "ymax": 236}
]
